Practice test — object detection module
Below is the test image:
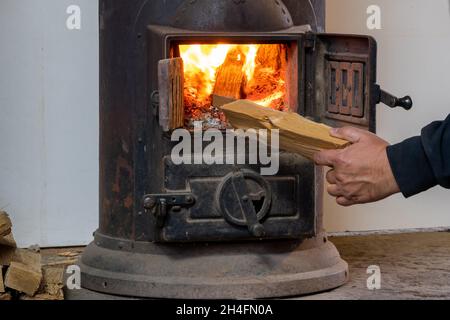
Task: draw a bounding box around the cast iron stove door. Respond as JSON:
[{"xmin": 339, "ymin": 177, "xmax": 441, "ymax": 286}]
[{"xmin": 310, "ymin": 34, "xmax": 412, "ymax": 132}]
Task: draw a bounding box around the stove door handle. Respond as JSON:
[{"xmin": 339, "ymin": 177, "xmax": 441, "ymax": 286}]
[{"xmin": 375, "ymin": 85, "xmax": 413, "ymax": 111}]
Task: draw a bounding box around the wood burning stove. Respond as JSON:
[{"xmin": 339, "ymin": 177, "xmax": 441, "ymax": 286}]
[{"xmin": 80, "ymin": 0, "xmax": 412, "ymax": 298}]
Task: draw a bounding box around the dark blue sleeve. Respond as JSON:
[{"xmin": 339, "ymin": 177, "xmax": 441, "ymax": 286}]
[{"xmin": 386, "ymin": 114, "xmax": 450, "ymax": 198}]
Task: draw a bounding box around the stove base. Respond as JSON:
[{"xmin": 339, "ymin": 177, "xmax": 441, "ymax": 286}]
[{"xmin": 80, "ymin": 233, "xmax": 348, "ymax": 299}]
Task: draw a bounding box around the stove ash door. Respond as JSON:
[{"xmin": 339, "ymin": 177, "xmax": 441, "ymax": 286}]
[
  {"xmin": 144, "ymin": 155, "xmax": 316, "ymax": 242},
  {"xmin": 310, "ymin": 34, "xmax": 412, "ymax": 133}
]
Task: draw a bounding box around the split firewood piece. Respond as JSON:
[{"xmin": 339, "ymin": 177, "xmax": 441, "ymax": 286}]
[
  {"xmin": 57, "ymin": 250, "xmax": 81, "ymax": 258},
  {"xmin": 0, "ymin": 212, "xmax": 17, "ymax": 267},
  {"xmin": 0, "ymin": 266, "xmax": 5, "ymax": 293},
  {"xmin": 213, "ymin": 48, "xmax": 247, "ymax": 103},
  {"xmin": 20, "ymin": 266, "xmax": 65, "ymax": 300},
  {"xmin": 0, "ymin": 211, "xmax": 12, "ymax": 237},
  {"xmin": 158, "ymin": 57, "xmax": 184, "ymax": 131},
  {"xmin": 0, "ymin": 292, "xmax": 12, "ymax": 301},
  {"xmin": 0, "ymin": 245, "xmax": 16, "ymax": 266},
  {"xmin": 221, "ymin": 100, "xmax": 350, "ymax": 160},
  {"xmin": 4, "ymin": 248, "xmax": 42, "ymax": 296},
  {"xmin": 5, "ymin": 261, "xmax": 43, "ymax": 296},
  {"xmin": 40, "ymin": 266, "xmax": 64, "ymax": 298},
  {"xmin": 212, "ymin": 94, "xmax": 236, "ymax": 108},
  {"xmin": 13, "ymin": 248, "xmax": 41, "ymax": 271},
  {"xmin": 44, "ymin": 258, "xmax": 78, "ymax": 267},
  {"xmin": 0, "ymin": 235, "xmax": 17, "ymax": 267},
  {"xmin": 0, "ymin": 233, "xmax": 17, "ymax": 248},
  {"xmin": 20, "ymin": 292, "xmax": 64, "ymax": 301}
]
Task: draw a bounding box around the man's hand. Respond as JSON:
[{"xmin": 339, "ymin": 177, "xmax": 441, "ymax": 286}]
[{"xmin": 314, "ymin": 127, "xmax": 400, "ymax": 206}]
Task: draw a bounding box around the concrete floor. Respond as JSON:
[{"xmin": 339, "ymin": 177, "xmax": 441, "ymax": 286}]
[
  {"xmin": 304, "ymin": 231, "xmax": 450, "ymax": 300},
  {"xmin": 63, "ymin": 231, "xmax": 450, "ymax": 300}
]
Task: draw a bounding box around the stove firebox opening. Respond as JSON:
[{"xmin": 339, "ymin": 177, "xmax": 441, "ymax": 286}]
[{"xmin": 172, "ymin": 42, "xmax": 298, "ymax": 129}]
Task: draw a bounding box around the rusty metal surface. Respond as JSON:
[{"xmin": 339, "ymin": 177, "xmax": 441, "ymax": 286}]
[
  {"xmin": 80, "ymin": 233, "xmax": 348, "ymax": 299},
  {"xmin": 155, "ymin": 155, "xmax": 316, "ymax": 242},
  {"xmin": 172, "ymin": 0, "xmax": 294, "ymax": 32},
  {"xmin": 327, "ymin": 61, "xmax": 365, "ymax": 118},
  {"xmin": 284, "ymin": 0, "xmax": 325, "ymax": 32},
  {"xmin": 309, "ymin": 34, "xmax": 378, "ymax": 132}
]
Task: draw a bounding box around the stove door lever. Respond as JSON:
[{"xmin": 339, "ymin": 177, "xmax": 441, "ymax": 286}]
[
  {"xmin": 375, "ymin": 85, "xmax": 413, "ymax": 110},
  {"xmin": 231, "ymin": 171, "xmax": 266, "ymax": 238}
]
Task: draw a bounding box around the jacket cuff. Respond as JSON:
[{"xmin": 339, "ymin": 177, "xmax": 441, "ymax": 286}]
[{"xmin": 386, "ymin": 136, "xmax": 437, "ymax": 198}]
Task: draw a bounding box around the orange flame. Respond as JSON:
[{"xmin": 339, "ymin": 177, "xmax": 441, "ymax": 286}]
[{"xmin": 179, "ymin": 44, "xmax": 288, "ymax": 127}]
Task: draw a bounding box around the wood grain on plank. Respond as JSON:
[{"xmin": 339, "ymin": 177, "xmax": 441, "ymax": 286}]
[
  {"xmin": 158, "ymin": 57, "xmax": 184, "ymax": 131},
  {"xmin": 0, "ymin": 267, "xmax": 5, "ymax": 293},
  {"xmin": 5, "ymin": 261, "xmax": 42, "ymax": 296},
  {"xmin": 221, "ymin": 100, "xmax": 350, "ymax": 160}
]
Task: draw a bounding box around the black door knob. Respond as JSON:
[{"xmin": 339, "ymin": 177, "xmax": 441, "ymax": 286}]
[{"xmin": 376, "ymin": 86, "xmax": 413, "ymax": 111}]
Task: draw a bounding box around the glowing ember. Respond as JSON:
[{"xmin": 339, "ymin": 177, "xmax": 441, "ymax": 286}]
[{"xmin": 179, "ymin": 44, "xmax": 288, "ymax": 129}]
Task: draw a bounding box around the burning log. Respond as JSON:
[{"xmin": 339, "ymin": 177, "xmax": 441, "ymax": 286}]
[
  {"xmin": 180, "ymin": 43, "xmax": 290, "ymax": 128},
  {"xmin": 255, "ymin": 44, "xmax": 284, "ymax": 73},
  {"xmin": 221, "ymin": 100, "xmax": 350, "ymax": 160},
  {"xmin": 213, "ymin": 47, "xmax": 247, "ymax": 102},
  {"xmin": 245, "ymin": 44, "xmax": 287, "ymax": 110}
]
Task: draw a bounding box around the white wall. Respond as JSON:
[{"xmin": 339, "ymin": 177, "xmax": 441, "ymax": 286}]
[
  {"xmin": 1, "ymin": 1, "xmax": 449, "ymax": 247},
  {"xmin": 324, "ymin": 0, "xmax": 450, "ymax": 232},
  {"xmin": 0, "ymin": 0, "xmax": 99, "ymax": 247}
]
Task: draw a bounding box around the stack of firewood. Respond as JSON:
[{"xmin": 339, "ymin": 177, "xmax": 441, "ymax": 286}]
[{"xmin": 0, "ymin": 211, "xmax": 64, "ymax": 300}]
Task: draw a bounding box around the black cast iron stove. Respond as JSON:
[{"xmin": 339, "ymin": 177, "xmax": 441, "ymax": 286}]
[{"xmin": 80, "ymin": 0, "xmax": 412, "ymax": 298}]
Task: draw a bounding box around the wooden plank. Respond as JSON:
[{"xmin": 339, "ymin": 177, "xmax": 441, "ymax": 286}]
[
  {"xmin": 0, "ymin": 211, "xmax": 12, "ymax": 237},
  {"xmin": 158, "ymin": 57, "xmax": 184, "ymax": 131},
  {"xmin": 5, "ymin": 261, "xmax": 42, "ymax": 296},
  {"xmin": 220, "ymin": 100, "xmax": 350, "ymax": 160}
]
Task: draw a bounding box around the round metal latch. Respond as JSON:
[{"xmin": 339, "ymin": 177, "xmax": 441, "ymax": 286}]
[{"xmin": 215, "ymin": 169, "xmax": 272, "ymax": 237}]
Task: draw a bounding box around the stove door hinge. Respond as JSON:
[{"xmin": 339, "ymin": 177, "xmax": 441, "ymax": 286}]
[
  {"xmin": 304, "ymin": 32, "xmax": 316, "ymax": 50},
  {"xmin": 143, "ymin": 193, "xmax": 195, "ymax": 228},
  {"xmin": 150, "ymin": 90, "xmax": 159, "ymax": 116}
]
